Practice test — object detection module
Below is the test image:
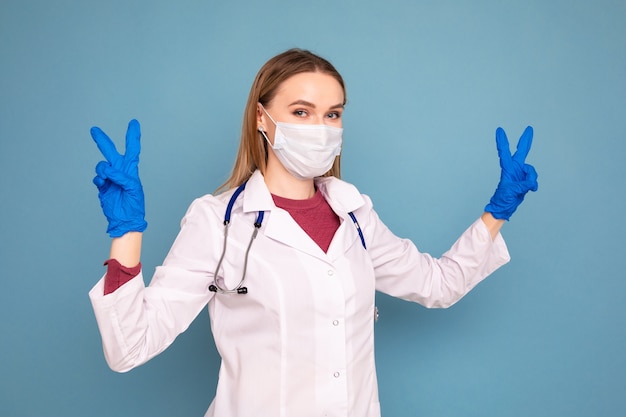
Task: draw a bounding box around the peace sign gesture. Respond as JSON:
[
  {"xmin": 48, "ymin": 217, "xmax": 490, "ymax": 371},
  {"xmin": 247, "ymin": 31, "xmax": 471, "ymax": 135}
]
[
  {"xmin": 90, "ymin": 119, "xmax": 148, "ymax": 237},
  {"xmin": 485, "ymin": 126, "xmax": 538, "ymax": 220}
]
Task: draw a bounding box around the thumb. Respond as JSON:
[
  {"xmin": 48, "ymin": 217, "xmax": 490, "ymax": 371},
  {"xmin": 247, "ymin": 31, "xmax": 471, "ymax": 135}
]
[{"xmin": 522, "ymin": 164, "xmax": 539, "ymax": 192}]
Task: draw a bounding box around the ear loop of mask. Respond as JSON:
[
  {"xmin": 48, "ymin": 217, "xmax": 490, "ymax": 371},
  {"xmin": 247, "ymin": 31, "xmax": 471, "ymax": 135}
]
[
  {"xmin": 258, "ymin": 103, "xmax": 275, "ymax": 146},
  {"xmin": 259, "ymin": 103, "xmax": 278, "ymax": 128}
]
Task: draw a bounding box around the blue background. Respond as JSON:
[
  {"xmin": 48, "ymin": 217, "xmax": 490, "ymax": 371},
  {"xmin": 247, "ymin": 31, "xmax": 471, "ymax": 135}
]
[{"xmin": 1, "ymin": 0, "xmax": 625, "ymax": 416}]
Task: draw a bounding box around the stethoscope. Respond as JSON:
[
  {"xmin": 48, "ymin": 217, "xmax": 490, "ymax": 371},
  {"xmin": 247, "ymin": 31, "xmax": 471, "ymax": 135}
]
[{"xmin": 208, "ymin": 181, "xmax": 367, "ymax": 295}]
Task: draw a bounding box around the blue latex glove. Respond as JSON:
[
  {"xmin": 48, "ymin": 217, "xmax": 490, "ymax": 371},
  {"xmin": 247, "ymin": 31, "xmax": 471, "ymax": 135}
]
[
  {"xmin": 485, "ymin": 126, "xmax": 538, "ymax": 220},
  {"xmin": 90, "ymin": 119, "xmax": 147, "ymax": 237}
]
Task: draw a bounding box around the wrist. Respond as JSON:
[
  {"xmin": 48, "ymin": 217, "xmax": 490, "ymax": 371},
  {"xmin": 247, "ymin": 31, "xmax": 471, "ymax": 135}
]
[
  {"xmin": 481, "ymin": 212, "xmax": 505, "ymax": 240},
  {"xmin": 110, "ymin": 231, "xmax": 143, "ymax": 267}
]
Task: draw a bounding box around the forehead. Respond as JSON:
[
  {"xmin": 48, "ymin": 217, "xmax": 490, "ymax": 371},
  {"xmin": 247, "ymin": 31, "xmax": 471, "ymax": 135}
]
[{"xmin": 272, "ymin": 72, "xmax": 344, "ymax": 106}]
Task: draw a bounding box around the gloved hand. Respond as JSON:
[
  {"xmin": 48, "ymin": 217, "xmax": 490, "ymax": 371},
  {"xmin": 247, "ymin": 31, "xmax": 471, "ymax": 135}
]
[
  {"xmin": 485, "ymin": 126, "xmax": 538, "ymax": 220},
  {"xmin": 90, "ymin": 119, "xmax": 147, "ymax": 237}
]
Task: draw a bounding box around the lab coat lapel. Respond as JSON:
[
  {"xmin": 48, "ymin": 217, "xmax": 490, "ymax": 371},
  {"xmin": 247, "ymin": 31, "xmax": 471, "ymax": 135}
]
[
  {"xmin": 242, "ymin": 171, "xmax": 327, "ymax": 260},
  {"xmin": 316, "ymin": 176, "xmax": 367, "ymax": 262},
  {"xmin": 325, "ymin": 216, "xmax": 360, "ymax": 261},
  {"xmin": 264, "ymin": 209, "xmax": 327, "ymax": 259}
]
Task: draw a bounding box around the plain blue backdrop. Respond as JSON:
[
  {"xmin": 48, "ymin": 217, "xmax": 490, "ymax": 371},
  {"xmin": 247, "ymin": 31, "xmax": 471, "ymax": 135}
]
[{"xmin": 1, "ymin": 0, "xmax": 625, "ymax": 416}]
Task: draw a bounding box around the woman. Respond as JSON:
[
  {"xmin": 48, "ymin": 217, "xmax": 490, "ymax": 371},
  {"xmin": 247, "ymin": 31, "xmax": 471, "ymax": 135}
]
[{"xmin": 89, "ymin": 48, "xmax": 537, "ymax": 417}]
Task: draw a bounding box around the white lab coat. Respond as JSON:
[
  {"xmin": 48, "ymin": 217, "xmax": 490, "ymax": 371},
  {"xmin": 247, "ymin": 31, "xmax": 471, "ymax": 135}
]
[{"xmin": 89, "ymin": 170, "xmax": 510, "ymax": 417}]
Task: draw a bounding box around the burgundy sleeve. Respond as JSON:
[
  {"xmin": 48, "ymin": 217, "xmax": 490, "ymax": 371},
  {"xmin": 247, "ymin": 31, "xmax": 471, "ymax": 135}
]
[{"xmin": 103, "ymin": 258, "xmax": 142, "ymax": 295}]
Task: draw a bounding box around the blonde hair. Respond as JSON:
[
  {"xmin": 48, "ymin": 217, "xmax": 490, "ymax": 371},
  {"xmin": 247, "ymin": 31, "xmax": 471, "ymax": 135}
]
[{"xmin": 216, "ymin": 48, "xmax": 346, "ymax": 193}]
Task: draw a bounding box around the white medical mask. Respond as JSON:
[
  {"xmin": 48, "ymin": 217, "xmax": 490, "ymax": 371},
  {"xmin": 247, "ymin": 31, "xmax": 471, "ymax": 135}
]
[{"xmin": 259, "ymin": 105, "xmax": 343, "ymax": 180}]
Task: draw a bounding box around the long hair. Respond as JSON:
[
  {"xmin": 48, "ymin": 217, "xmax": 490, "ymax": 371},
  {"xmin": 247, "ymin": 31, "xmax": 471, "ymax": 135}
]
[{"xmin": 216, "ymin": 48, "xmax": 346, "ymax": 193}]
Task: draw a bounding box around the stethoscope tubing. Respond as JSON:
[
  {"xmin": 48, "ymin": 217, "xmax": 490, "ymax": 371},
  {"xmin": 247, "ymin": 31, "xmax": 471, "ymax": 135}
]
[{"xmin": 209, "ymin": 182, "xmax": 263, "ymax": 294}]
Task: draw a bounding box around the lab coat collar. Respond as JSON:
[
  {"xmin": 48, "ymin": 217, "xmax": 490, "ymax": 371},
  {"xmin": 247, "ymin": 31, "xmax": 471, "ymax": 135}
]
[
  {"xmin": 241, "ymin": 170, "xmax": 366, "ymax": 261},
  {"xmin": 314, "ymin": 175, "xmax": 365, "ymax": 215},
  {"xmin": 241, "ymin": 170, "xmax": 275, "ymax": 213},
  {"xmin": 241, "ymin": 170, "xmax": 365, "ymax": 215}
]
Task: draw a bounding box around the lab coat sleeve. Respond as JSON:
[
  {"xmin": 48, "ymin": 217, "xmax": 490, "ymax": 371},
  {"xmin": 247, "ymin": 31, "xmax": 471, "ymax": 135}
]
[
  {"xmin": 363, "ymin": 197, "xmax": 511, "ymax": 308},
  {"xmin": 89, "ymin": 196, "xmax": 221, "ymax": 372}
]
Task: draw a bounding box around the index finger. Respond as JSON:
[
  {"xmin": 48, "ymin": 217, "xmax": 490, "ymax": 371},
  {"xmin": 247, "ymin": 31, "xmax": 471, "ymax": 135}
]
[
  {"xmin": 495, "ymin": 127, "xmax": 513, "ymax": 170},
  {"xmin": 512, "ymin": 126, "xmax": 534, "ymax": 164},
  {"xmin": 124, "ymin": 119, "xmax": 141, "ymax": 161},
  {"xmin": 90, "ymin": 126, "xmax": 121, "ymax": 164}
]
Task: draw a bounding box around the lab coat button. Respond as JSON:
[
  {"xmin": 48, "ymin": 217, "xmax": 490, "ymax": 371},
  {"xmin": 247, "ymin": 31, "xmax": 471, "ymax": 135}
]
[
  {"xmin": 332, "ymin": 320, "xmax": 339, "ymax": 326},
  {"xmin": 327, "ymin": 270, "xmax": 334, "ymax": 276},
  {"xmin": 333, "ymin": 371, "xmax": 340, "ymax": 378}
]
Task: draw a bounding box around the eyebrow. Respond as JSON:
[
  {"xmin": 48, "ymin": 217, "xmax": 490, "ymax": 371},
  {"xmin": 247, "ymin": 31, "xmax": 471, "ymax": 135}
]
[{"xmin": 288, "ymin": 99, "xmax": 344, "ymax": 109}]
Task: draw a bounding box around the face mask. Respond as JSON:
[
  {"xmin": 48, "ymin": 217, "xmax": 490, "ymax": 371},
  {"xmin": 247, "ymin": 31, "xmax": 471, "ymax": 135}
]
[{"xmin": 259, "ymin": 105, "xmax": 343, "ymax": 180}]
